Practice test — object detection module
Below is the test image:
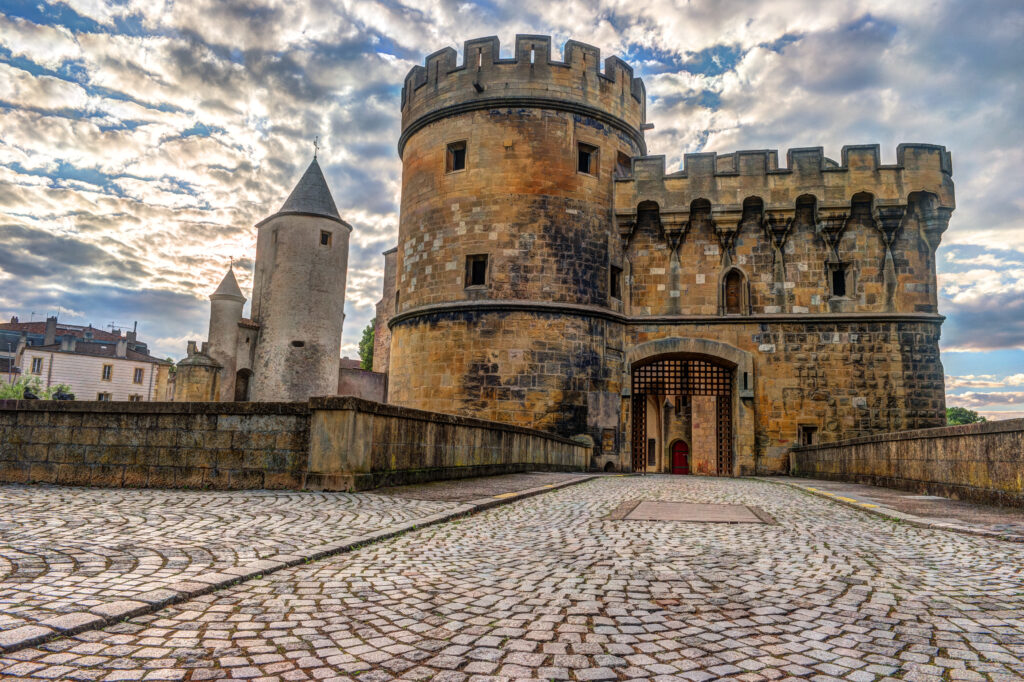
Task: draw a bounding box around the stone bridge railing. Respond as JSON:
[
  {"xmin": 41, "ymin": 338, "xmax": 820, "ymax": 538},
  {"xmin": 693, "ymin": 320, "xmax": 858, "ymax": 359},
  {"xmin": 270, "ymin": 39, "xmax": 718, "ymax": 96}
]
[{"xmin": 790, "ymin": 418, "xmax": 1024, "ymax": 507}]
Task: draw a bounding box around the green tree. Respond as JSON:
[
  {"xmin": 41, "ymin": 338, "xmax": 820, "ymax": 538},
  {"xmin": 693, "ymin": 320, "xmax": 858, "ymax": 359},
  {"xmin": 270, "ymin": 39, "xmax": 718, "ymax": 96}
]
[
  {"xmin": 358, "ymin": 323, "xmax": 375, "ymax": 370},
  {"xmin": 0, "ymin": 377, "xmax": 74, "ymax": 400},
  {"xmin": 946, "ymin": 406, "xmax": 986, "ymax": 425}
]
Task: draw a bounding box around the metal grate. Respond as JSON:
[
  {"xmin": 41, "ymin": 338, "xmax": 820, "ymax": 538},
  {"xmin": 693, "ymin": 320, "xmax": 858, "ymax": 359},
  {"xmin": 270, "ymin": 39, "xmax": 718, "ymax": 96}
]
[{"xmin": 630, "ymin": 358, "xmax": 733, "ymax": 475}]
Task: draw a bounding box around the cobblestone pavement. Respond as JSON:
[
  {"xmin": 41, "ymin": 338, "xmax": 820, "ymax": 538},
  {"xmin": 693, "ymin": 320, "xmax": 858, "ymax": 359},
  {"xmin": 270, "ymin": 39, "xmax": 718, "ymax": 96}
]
[
  {"xmin": 3, "ymin": 475, "xmax": 1023, "ymax": 681},
  {"xmin": 777, "ymin": 478, "xmax": 1024, "ymax": 538},
  {"xmin": 0, "ymin": 486, "xmax": 464, "ymax": 634}
]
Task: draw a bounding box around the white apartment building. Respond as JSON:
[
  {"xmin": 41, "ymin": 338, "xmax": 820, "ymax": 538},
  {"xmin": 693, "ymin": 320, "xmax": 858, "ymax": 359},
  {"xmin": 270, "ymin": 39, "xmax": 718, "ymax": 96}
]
[{"xmin": 18, "ymin": 337, "xmax": 171, "ymax": 401}]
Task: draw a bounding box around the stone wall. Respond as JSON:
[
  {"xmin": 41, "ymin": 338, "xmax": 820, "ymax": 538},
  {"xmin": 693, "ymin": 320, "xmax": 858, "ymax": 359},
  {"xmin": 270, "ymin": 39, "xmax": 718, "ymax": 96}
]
[
  {"xmin": 307, "ymin": 397, "xmax": 591, "ymax": 490},
  {"xmin": 0, "ymin": 400, "xmax": 309, "ymax": 489},
  {"xmin": 0, "ymin": 397, "xmax": 588, "ymax": 491},
  {"xmin": 791, "ymin": 418, "xmax": 1024, "ymax": 507},
  {"xmin": 337, "ymin": 367, "xmax": 387, "ymax": 403}
]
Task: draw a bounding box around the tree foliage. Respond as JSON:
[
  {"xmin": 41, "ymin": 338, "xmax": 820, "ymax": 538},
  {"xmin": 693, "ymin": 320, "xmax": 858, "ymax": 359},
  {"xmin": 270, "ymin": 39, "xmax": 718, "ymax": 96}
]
[
  {"xmin": 0, "ymin": 376, "xmax": 75, "ymax": 400},
  {"xmin": 358, "ymin": 323, "xmax": 375, "ymax": 370},
  {"xmin": 946, "ymin": 406, "xmax": 986, "ymax": 425}
]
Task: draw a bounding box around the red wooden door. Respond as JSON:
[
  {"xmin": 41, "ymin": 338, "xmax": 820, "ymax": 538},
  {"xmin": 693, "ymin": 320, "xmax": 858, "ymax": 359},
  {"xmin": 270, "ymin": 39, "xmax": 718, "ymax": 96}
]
[{"xmin": 671, "ymin": 441, "xmax": 690, "ymax": 475}]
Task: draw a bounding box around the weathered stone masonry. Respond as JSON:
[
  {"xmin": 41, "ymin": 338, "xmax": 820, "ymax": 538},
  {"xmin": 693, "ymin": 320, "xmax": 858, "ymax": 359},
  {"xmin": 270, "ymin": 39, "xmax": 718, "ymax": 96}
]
[
  {"xmin": 0, "ymin": 398, "xmax": 588, "ymax": 490},
  {"xmin": 381, "ymin": 35, "xmax": 955, "ymax": 475}
]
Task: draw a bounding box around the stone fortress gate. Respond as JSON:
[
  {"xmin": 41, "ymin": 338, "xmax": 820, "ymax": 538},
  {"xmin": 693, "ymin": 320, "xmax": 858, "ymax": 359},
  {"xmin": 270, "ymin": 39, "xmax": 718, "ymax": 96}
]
[{"xmin": 375, "ymin": 34, "xmax": 956, "ymax": 475}]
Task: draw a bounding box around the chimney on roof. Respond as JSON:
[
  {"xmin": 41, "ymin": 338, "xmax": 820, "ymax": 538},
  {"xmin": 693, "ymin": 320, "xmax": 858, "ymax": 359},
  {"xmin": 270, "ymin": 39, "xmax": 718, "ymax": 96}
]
[
  {"xmin": 116, "ymin": 337, "xmax": 127, "ymax": 358},
  {"xmin": 60, "ymin": 335, "xmax": 77, "ymax": 352},
  {"xmin": 44, "ymin": 316, "xmax": 57, "ymax": 345},
  {"xmin": 187, "ymin": 340, "xmax": 198, "ymax": 356}
]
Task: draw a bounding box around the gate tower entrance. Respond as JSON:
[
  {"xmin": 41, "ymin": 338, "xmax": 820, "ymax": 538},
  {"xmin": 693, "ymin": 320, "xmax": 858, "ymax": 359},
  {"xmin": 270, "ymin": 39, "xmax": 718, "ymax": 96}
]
[{"xmin": 630, "ymin": 357, "xmax": 734, "ymax": 475}]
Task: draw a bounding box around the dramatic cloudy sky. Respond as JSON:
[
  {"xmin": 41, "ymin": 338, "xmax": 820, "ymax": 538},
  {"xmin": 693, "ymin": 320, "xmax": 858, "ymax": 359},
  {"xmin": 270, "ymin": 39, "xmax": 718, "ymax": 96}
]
[{"xmin": 1, "ymin": 0, "xmax": 1022, "ymax": 417}]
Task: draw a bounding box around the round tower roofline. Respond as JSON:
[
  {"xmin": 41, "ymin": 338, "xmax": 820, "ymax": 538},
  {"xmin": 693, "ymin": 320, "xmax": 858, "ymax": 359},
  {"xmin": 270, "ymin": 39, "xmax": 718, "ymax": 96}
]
[
  {"xmin": 210, "ymin": 266, "xmax": 246, "ymax": 303},
  {"xmin": 399, "ymin": 34, "xmax": 647, "ymax": 158},
  {"xmin": 257, "ymin": 157, "xmax": 350, "ymax": 228}
]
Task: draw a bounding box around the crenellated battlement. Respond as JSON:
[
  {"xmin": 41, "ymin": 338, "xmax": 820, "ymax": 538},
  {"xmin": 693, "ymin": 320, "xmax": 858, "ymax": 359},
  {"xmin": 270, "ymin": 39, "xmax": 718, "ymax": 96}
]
[
  {"xmin": 616, "ymin": 143, "xmax": 955, "ymax": 218},
  {"xmin": 399, "ymin": 35, "xmax": 647, "ymax": 156}
]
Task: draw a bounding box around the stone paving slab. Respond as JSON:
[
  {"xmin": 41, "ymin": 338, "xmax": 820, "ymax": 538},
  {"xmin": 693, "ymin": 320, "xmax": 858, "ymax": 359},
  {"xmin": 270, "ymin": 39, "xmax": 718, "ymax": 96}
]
[
  {"xmin": 763, "ymin": 476, "xmax": 1024, "ymax": 541},
  {"xmin": 0, "ymin": 473, "xmax": 595, "ymax": 649},
  {"xmin": 3, "ymin": 475, "xmax": 1023, "ymax": 680}
]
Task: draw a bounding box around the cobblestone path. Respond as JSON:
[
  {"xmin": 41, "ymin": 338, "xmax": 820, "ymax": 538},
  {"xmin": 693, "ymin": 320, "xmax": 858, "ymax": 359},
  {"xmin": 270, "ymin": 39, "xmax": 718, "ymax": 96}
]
[
  {"xmin": 3, "ymin": 475, "xmax": 1024, "ymax": 681},
  {"xmin": 0, "ymin": 486, "xmax": 463, "ymax": 633}
]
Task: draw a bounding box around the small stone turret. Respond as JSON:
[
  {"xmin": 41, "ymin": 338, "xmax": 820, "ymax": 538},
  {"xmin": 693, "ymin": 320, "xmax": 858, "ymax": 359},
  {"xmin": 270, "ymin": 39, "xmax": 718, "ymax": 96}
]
[
  {"xmin": 207, "ymin": 267, "xmax": 246, "ymax": 401},
  {"xmin": 249, "ymin": 157, "xmax": 351, "ymax": 402}
]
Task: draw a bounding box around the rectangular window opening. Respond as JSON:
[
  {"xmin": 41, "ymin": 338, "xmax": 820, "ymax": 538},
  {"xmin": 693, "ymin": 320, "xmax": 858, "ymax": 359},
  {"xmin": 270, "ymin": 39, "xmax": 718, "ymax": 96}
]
[
  {"xmin": 133, "ymin": 368, "xmax": 144, "ymax": 384},
  {"xmin": 97, "ymin": 392, "xmax": 112, "ymax": 402},
  {"xmin": 610, "ymin": 265, "xmax": 623, "ymax": 300},
  {"xmin": 320, "ymin": 230, "xmax": 332, "ymax": 246},
  {"xmin": 31, "ymin": 357, "xmax": 42, "ymax": 374},
  {"xmin": 101, "ymin": 364, "xmax": 113, "ymax": 381},
  {"xmin": 647, "ymin": 438, "xmax": 656, "ymax": 467},
  {"xmin": 798, "ymin": 425, "xmax": 819, "ymax": 446},
  {"xmin": 446, "ymin": 141, "xmax": 467, "ymax": 173},
  {"xmin": 615, "ymin": 151, "xmax": 631, "ymax": 178},
  {"xmin": 578, "ymin": 142, "xmax": 598, "ymax": 175},
  {"xmin": 466, "ymin": 254, "xmax": 488, "ymax": 287},
  {"xmin": 830, "ymin": 264, "xmax": 848, "ymax": 298}
]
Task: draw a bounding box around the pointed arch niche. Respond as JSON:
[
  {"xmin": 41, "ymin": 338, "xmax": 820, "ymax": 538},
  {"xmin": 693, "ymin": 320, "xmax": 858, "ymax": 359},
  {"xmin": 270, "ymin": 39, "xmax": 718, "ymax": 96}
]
[{"xmin": 718, "ymin": 267, "xmax": 751, "ymax": 315}]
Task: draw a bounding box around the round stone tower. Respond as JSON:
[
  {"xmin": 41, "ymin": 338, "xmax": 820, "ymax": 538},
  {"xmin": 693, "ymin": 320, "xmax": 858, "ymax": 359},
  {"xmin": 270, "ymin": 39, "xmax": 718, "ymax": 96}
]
[
  {"xmin": 207, "ymin": 267, "xmax": 245, "ymax": 401},
  {"xmin": 387, "ymin": 35, "xmax": 647, "ymax": 438},
  {"xmin": 249, "ymin": 157, "xmax": 351, "ymax": 402}
]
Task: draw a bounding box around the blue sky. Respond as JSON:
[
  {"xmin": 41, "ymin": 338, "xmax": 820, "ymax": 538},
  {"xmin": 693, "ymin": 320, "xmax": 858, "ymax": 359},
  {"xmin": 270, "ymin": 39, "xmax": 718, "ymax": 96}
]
[{"xmin": 1, "ymin": 0, "xmax": 1022, "ymax": 418}]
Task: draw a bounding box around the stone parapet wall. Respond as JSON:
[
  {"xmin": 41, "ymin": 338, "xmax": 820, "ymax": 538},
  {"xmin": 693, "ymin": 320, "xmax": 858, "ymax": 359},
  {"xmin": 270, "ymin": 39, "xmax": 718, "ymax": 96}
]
[
  {"xmin": 307, "ymin": 396, "xmax": 590, "ymax": 490},
  {"xmin": 790, "ymin": 418, "xmax": 1024, "ymax": 507},
  {"xmin": 0, "ymin": 400, "xmax": 310, "ymax": 489},
  {"xmin": 0, "ymin": 397, "xmax": 588, "ymax": 491}
]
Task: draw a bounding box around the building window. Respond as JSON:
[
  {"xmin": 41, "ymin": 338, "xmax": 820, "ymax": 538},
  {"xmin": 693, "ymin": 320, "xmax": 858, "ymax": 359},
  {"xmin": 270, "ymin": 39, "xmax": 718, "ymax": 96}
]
[
  {"xmin": 615, "ymin": 151, "xmax": 631, "ymax": 178},
  {"xmin": 610, "ymin": 265, "xmax": 623, "ymax": 300},
  {"xmin": 724, "ymin": 270, "xmax": 743, "ymax": 315},
  {"xmin": 798, "ymin": 425, "xmax": 819, "ymax": 446},
  {"xmin": 320, "ymin": 230, "xmax": 332, "ymax": 246},
  {"xmin": 829, "ymin": 263, "xmax": 851, "ymax": 298},
  {"xmin": 97, "ymin": 392, "xmax": 112, "ymax": 401},
  {"xmin": 133, "ymin": 368, "xmax": 144, "ymax": 384},
  {"xmin": 101, "ymin": 364, "xmax": 113, "ymax": 381},
  {"xmin": 446, "ymin": 141, "xmax": 467, "ymax": 173},
  {"xmin": 465, "ymin": 254, "xmax": 488, "ymax": 287},
  {"xmin": 578, "ymin": 142, "xmax": 598, "ymax": 175},
  {"xmin": 128, "ymin": 394, "xmax": 142, "ymax": 402},
  {"xmin": 30, "ymin": 357, "xmax": 43, "ymax": 374},
  {"xmin": 647, "ymin": 438, "xmax": 656, "ymax": 467}
]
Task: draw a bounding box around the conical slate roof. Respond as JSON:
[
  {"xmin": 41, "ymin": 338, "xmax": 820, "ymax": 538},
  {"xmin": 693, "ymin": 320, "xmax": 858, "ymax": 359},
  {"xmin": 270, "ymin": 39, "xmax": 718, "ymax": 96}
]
[
  {"xmin": 210, "ymin": 267, "xmax": 246, "ymax": 302},
  {"xmin": 276, "ymin": 157, "xmax": 341, "ymax": 221}
]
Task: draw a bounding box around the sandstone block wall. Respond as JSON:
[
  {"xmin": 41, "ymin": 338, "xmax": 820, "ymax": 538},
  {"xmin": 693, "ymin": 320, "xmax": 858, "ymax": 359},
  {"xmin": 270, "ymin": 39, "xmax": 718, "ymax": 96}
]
[
  {"xmin": 791, "ymin": 418, "xmax": 1024, "ymax": 507},
  {"xmin": 0, "ymin": 400, "xmax": 310, "ymax": 489},
  {"xmin": 307, "ymin": 396, "xmax": 590, "ymax": 490},
  {"xmin": 0, "ymin": 398, "xmax": 588, "ymax": 491}
]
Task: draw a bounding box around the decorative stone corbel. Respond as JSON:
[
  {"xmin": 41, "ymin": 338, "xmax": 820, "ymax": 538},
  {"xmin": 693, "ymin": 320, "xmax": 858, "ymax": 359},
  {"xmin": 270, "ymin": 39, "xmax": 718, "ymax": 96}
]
[
  {"xmin": 872, "ymin": 203, "xmax": 908, "ymax": 312},
  {"xmin": 711, "ymin": 208, "xmax": 742, "ymax": 267},
  {"xmin": 764, "ymin": 209, "xmax": 795, "ymax": 311},
  {"xmin": 661, "ymin": 212, "xmax": 689, "ymax": 252},
  {"xmin": 814, "ymin": 208, "xmax": 849, "ymax": 263},
  {"xmin": 615, "ymin": 213, "xmax": 637, "ymax": 242}
]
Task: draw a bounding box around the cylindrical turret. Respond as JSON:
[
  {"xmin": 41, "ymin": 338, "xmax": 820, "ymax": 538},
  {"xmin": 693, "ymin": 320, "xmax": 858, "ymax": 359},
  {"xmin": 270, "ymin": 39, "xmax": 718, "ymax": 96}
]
[
  {"xmin": 249, "ymin": 158, "xmax": 351, "ymax": 402},
  {"xmin": 207, "ymin": 267, "xmax": 246, "ymax": 401},
  {"xmin": 388, "ymin": 35, "xmax": 646, "ymax": 438}
]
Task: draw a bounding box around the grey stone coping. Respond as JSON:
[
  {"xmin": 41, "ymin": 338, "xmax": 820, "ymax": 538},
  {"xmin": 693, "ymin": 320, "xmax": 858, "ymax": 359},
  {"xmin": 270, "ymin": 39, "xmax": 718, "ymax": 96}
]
[
  {"xmin": 791, "ymin": 416, "xmax": 1024, "ymax": 451},
  {"xmin": 0, "ymin": 399, "xmax": 310, "ymax": 415},
  {"xmin": 309, "ymin": 395, "xmax": 591, "ymax": 447}
]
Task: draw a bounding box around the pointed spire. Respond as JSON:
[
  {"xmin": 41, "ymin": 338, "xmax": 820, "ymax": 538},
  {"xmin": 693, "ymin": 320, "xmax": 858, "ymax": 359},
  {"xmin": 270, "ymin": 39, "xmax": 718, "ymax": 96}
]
[
  {"xmin": 210, "ymin": 267, "xmax": 246, "ymax": 303},
  {"xmin": 276, "ymin": 157, "xmax": 341, "ymax": 222}
]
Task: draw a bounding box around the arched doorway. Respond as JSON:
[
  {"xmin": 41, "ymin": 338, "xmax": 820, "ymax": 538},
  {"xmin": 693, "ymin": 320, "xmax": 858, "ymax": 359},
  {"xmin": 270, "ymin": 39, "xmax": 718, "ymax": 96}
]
[
  {"xmin": 671, "ymin": 440, "xmax": 689, "ymax": 474},
  {"xmin": 234, "ymin": 368, "xmax": 252, "ymax": 401},
  {"xmin": 631, "ymin": 356, "xmax": 733, "ymax": 476}
]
